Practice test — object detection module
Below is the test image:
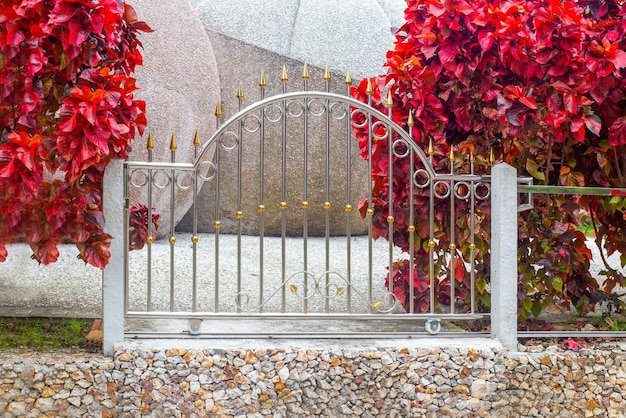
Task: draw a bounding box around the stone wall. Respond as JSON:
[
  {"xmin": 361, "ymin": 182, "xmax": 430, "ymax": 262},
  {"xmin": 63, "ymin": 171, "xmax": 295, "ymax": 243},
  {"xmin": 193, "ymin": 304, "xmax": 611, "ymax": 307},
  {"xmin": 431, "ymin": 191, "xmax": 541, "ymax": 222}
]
[{"xmin": 1, "ymin": 342, "xmax": 625, "ymax": 417}]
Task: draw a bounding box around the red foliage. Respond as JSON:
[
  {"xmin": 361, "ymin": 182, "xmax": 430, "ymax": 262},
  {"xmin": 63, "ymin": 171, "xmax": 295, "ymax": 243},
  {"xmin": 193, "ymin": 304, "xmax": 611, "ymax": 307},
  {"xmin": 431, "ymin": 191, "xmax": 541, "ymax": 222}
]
[
  {"xmin": 0, "ymin": 0, "xmax": 151, "ymax": 268},
  {"xmin": 352, "ymin": 0, "xmax": 625, "ymax": 318}
]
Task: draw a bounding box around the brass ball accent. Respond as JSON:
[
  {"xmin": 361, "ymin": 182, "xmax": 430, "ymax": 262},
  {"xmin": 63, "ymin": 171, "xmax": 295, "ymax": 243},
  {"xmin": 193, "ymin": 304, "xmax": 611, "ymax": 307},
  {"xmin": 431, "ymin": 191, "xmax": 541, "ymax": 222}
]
[
  {"xmin": 169, "ymin": 236, "xmax": 176, "ymax": 244},
  {"xmin": 214, "ymin": 221, "xmax": 221, "ymax": 229},
  {"xmin": 146, "ymin": 236, "xmax": 153, "ymax": 244},
  {"xmin": 324, "ymin": 202, "xmax": 331, "ymax": 209},
  {"xmin": 191, "ymin": 235, "xmax": 199, "ymax": 244},
  {"xmin": 428, "ymin": 240, "xmax": 436, "ymax": 248},
  {"xmin": 258, "ymin": 205, "xmax": 265, "ymax": 213},
  {"xmin": 408, "ymin": 225, "xmax": 415, "ymax": 233},
  {"xmin": 469, "ymin": 243, "xmax": 476, "ymax": 251},
  {"xmin": 449, "ymin": 243, "xmax": 457, "ymax": 251},
  {"xmin": 280, "ymin": 202, "xmax": 287, "ymax": 209},
  {"xmin": 236, "ymin": 211, "xmax": 243, "ymax": 219},
  {"xmin": 302, "ymin": 201, "xmax": 309, "ymax": 209},
  {"xmin": 387, "ymin": 216, "xmax": 394, "ymax": 223},
  {"xmin": 366, "ymin": 208, "xmax": 374, "ymax": 216},
  {"xmin": 345, "ymin": 205, "xmax": 353, "ymax": 212}
]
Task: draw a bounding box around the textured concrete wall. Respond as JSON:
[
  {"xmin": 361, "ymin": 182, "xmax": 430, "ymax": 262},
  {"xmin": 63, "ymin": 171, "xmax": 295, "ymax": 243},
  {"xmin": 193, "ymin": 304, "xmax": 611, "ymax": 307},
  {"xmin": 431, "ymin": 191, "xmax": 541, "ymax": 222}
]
[{"xmin": 1, "ymin": 343, "xmax": 625, "ymax": 417}]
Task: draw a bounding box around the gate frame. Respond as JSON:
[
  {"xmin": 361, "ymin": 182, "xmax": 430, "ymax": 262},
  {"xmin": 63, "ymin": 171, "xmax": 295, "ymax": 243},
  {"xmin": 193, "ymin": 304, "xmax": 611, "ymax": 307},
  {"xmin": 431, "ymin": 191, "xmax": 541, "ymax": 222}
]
[{"xmin": 102, "ymin": 91, "xmax": 519, "ymax": 355}]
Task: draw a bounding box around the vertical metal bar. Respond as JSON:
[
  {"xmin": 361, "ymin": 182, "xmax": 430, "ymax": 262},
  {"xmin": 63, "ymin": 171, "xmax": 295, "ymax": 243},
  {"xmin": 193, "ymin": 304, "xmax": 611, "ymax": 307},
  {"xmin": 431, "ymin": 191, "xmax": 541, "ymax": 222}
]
[
  {"xmin": 302, "ymin": 64, "xmax": 310, "ymax": 313},
  {"xmin": 345, "ymin": 70, "xmax": 353, "ymax": 313},
  {"xmin": 169, "ymin": 134, "xmax": 177, "ymax": 312},
  {"xmin": 470, "ymin": 153, "xmax": 476, "ymax": 314},
  {"xmin": 146, "ymin": 134, "xmax": 154, "ymax": 312},
  {"xmin": 324, "ymin": 65, "xmax": 331, "ymax": 313},
  {"xmin": 259, "ymin": 72, "xmax": 266, "ymax": 313},
  {"xmin": 428, "ymin": 140, "xmax": 435, "ymax": 314},
  {"xmin": 214, "ymin": 102, "xmax": 223, "ymax": 313},
  {"xmin": 407, "ymin": 112, "xmax": 415, "ymax": 314},
  {"xmin": 123, "ymin": 162, "xmax": 130, "ymax": 315},
  {"xmin": 366, "ymin": 78, "xmax": 374, "ymax": 312},
  {"xmin": 449, "ymin": 147, "xmax": 456, "ymax": 314},
  {"xmin": 192, "ymin": 130, "xmax": 200, "ymax": 312},
  {"xmin": 236, "ymin": 84, "xmax": 244, "ymax": 313},
  {"xmin": 386, "ymin": 92, "xmax": 394, "ymax": 308},
  {"xmin": 280, "ymin": 66, "xmax": 288, "ymax": 313}
]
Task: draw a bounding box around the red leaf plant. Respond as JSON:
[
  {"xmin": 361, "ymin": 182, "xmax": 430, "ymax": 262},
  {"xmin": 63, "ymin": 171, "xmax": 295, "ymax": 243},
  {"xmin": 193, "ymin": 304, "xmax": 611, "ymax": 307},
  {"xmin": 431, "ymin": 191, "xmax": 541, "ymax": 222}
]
[
  {"xmin": 352, "ymin": 0, "xmax": 625, "ymax": 319},
  {"xmin": 0, "ymin": 1, "xmax": 152, "ymax": 268}
]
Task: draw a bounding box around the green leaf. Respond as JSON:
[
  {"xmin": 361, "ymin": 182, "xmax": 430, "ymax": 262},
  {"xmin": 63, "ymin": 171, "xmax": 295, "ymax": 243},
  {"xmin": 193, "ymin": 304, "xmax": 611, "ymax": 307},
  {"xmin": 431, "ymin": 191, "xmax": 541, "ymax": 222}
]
[
  {"xmin": 552, "ymin": 276, "xmax": 563, "ymax": 292},
  {"xmin": 531, "ymin": 300, "xmax": 543, "ymax": 318},
  {"xmin": 476, "ymin": 278, "xmax": 487, "ymax": 294},
  {"xmin": 523, "ymin": 297, "xmax": 532, "ymax": 313},
  {"xmin": 526, "ymin": 159, "xmax": 545, "ymax": 181}
]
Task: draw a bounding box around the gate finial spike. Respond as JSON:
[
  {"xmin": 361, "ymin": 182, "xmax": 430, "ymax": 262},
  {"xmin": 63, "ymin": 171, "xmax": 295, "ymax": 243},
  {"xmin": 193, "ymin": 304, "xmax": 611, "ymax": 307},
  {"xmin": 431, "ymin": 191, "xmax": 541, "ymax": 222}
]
[
  {"xmin": 489, "ymin": 147, "xmax": 495, "ymax": 165},
  {"xmin": 387, "ymin": 91, "xmax": 393, "ymax": 108},
  {"xmin": 237, "ymin": 83, "xmax": 244, "ymax": 100},
  {"xmin": 260, "ymin": 70, "xmax": 267, "ymax": 88},
  {"xmin": 470, "ymin": 152, "xmax": 475, "ymax": 163},
  {"xmin": 345, "ymin": 70, "xmax": 352, "ymax": 86},
  {"xmin": 215, "ymin": 101, "xmax": 223, "ymax": 118},
  {"xmin": 170, "ymin": 133, "xmax": 177, "ymax": 151},
  {"xmin": 302, "ymin": 63, "xmax": 309, "ymax": 80},
  {"xmin": 147, "ymin": 132, "xmax": 154, "ymax": 151},
  {"xmin": 449, "ymin": 146, "xmax": 455, "ymax": 162},
  {"xmin": 323, "ymin": 65, "xmax": 331, "ymax": 81},
  {"xmin": 193, "ymin": 129, "xmax": 201, "ymax": 147},
  {"xmin": 428, "ymin": 138, "xmax": 434, "ymax": 156},
  {"xmin": 281, "ymin": 65, "xmax": 288, "ymax": 82},
  {"xmin": 366, "ymin": 78, "xmax": 373, "ymax": 95},
  {"xmin": 407, "ymin": 111, "xmax": 414, "ymax": 127}
]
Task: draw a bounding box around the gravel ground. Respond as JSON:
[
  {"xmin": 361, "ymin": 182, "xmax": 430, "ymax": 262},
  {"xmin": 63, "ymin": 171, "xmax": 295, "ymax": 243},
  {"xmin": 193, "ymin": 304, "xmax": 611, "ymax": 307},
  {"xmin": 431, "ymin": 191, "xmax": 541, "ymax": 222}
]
[
  {"xmin": 0, "ymin": 235, "xmax": 622, "ymax": 319},
  {"xmin": 0, "ymin": 234, "xmax": 401, "ymax": 318}
]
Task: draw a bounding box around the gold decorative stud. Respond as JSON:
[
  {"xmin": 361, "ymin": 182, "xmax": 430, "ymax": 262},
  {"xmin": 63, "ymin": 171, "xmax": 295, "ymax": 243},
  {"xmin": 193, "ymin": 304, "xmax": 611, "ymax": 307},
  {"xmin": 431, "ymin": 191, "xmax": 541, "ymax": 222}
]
[
  {"xmin": 146, "ymin": 236, "xmax": 153, "ymax": 244},
  {"xmin": 169, "ymin": 236, "xmax": 176, "ymax": 244},
  {"xmin": 214, "ymin": 221, "xmax": 221, "ymax": 229},
  {"xmin": 408, "ymin": 225, "xmax": 415, "ymax": 233},
  {"xmin": 302, "ymin": 201, "xmax": 309, "ymax": 209},
  {"xmin": 387, "ymin": 216, "xmax": 394, "ymax": 223},
  {"xmin": 428, "ymin": 240, "xmax": 436, "ymax": 248},
  {"xmin": 469, "ymin": 243, "xmax": 476, "ymax": 250},
  {"xmin": 191, "ymin": 235, "xmax": 199, "ymax": 244},
  {"xmin": 366, "ymin": 208, "xmax": 374, "ymax": 216},
  {"xmin": 258, "ymin": 205, "xmax": 265, "ymax": 213},
  {"xmin": 280, "ymin": 202, "xmax": 287, "ymax": 209},
  {"xmin": 236, "ymin": 211, "xmax": 243, "ymax": 219},
  {"xmin": 324, "ymin": 202, "xmax": 331, "ymax": 209},
  {"xmin": 449, "ymin": 243, "xmax": 456, "ymax": 251},
  {"xmin": 345, "ymin": 204, "xmax": 353, "ymax": 212}
]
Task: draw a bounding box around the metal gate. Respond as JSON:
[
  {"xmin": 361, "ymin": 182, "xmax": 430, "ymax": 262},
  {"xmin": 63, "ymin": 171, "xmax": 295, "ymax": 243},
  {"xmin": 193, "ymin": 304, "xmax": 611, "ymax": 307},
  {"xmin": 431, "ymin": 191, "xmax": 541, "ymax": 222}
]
[{"xmin": 123, "ymin": 67, "xmax": 492, "ymax": 338}]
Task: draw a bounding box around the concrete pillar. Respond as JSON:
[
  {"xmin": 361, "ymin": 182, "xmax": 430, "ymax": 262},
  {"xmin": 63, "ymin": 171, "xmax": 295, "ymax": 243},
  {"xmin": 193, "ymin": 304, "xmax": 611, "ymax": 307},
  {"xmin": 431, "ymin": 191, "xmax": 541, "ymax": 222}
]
[
  {"xmin": 102, "ymin": 158, "xmax": 125, "ymax": 356},
  {"xmin": 490, "ymin": 162, "xmax": 518, "ymax": 351}
]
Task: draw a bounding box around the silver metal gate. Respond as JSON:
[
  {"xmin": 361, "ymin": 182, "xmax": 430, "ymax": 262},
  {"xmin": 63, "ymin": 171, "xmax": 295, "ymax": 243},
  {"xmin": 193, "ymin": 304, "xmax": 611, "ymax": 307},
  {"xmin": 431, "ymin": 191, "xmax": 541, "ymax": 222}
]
[{"xmin": 123, "ymin": 67, "xmax": 492, "ymax": 338}]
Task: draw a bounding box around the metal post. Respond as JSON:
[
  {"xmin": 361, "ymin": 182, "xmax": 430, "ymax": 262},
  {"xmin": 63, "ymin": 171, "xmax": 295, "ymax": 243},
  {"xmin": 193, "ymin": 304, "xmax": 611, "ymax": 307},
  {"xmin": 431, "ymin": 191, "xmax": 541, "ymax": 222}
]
[
  {"xmin": 102, "ymin": 158, "xmax": 125, "ymax": 356},
  {"xmin": 491, "ymin": 162, "xmax": 518, "ymax": 351}
]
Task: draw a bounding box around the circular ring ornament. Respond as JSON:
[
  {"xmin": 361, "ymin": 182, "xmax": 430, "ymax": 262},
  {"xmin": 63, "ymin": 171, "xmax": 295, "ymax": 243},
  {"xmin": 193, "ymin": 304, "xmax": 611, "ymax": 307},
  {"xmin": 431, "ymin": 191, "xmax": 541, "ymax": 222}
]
[
  {"xmin": 329, "ymin": 102, "xmax": 348, "ymax": 120},
  {"xmin": 242, "ymin": 114, "xmax": 261, "ymax": 133},
  {"xmin": 350, "ymin": 109, "xmax": 369, "ymax": 129},
  {"xmin": 286, "ymin": 99, "xmax": 305, "ymax": 118},
  {"xmin": 433, "ymin": 180, "xmax": 451, "ymax": 199},
  {"xmin": 474, "ymin": 182, "xmax": 491, "ymax": 200},
  {"xmin": 152, "ymin": 171, "xmax": 172, "ymax": 189},
  {"xmin": 175, "ymin": 172, "xmax": 194, "ymax": 190},
  {"xmin": 392, "ymin": 138, "xmax": 410, "ymax": 158},
  {"xmin": 371, "ymin": 121, "xmax": 390, "ymax": 141},
  {"xmin": 413, "ymin": 169, "xmax": 432, "ymax": 189},
  {"xmin": 219, "ymin": 131, "xmax": 239, "ymax": 150},
  {"xmin": 198, "ymin": 161, "xmax": 216, "ymax": 181},
  {"xmin": 129, "ymin": 169, "xmax": 149, "ymax": 188},
  {"xmin": 264, "ymin": 103, "xmax": 284, "ymax": 123},
  {"xmin": 308, "ymin": 98, "xmax": 327, "ymax": 117},
  {"xmin": 454, "ymin": 181, "xmax": 472, "ymax": 200}
]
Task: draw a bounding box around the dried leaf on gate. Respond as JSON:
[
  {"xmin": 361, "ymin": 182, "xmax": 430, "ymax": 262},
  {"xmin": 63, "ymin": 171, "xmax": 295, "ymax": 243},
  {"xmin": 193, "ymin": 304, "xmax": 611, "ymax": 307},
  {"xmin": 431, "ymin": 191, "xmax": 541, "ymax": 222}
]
[
  {"xmin": 289, "ymin": 284, "xmax": 298, "ymax": 294},
  {"xmin": 336, "ymin": 287, "xmax": 345, "ymax": 296},
  {"xmin": 373, "ymin": 301, "xmax": 382, "ymax": 310}
]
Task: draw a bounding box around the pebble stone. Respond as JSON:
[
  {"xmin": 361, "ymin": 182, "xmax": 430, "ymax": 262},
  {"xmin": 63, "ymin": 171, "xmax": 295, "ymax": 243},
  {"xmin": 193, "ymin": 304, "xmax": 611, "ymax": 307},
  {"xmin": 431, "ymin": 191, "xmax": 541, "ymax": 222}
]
[{"xmin": 1, "ymin": 344, "xmax": 626, "ymax": 417}]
